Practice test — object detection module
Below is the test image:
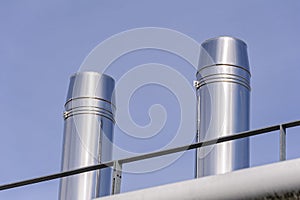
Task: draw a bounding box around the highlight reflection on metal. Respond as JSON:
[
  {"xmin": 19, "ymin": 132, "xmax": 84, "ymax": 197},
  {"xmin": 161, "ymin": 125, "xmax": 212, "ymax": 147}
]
[
  {"xmin": 59, "ymin": 72, "xmax": 115, "ymax": 199},
  {"xmin": 196, "ymin": 36, "xmax": 250, "ymax": 177}
]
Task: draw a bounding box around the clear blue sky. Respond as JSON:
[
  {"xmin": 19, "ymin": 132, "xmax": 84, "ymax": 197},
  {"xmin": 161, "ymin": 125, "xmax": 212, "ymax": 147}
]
[{"xmin": 1, "ymin": 1, "xmax": 300, "ymax": 199}]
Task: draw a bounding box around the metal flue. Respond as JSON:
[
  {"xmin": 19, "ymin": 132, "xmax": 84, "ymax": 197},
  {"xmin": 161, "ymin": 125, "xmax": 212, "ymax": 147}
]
[
  {"xmin": 59, "ymin": 71, "xmax": 115, "ymax": 199},
  {"xmin": 196, "ymin": 36, "xmax": 250, "ymax": 177}
]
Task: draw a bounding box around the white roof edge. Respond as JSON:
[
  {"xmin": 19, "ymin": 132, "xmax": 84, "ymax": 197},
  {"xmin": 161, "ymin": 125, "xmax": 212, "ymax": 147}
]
[{"xmin": 95, "ymin": 158, "xmax": 300, "ymax": 200}]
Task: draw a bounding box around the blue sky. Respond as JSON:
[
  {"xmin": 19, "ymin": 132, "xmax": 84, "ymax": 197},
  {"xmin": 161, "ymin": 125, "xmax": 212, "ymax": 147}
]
[{"xmin": 0, "ymin": 1, "xmax": 300, "ymax": 199}]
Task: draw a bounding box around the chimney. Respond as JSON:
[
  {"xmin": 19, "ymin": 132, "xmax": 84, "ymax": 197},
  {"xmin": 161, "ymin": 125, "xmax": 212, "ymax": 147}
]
[
  {"xmin": 59, "ymin": 71, "xmax": 115, "ymax": 199},
  {"xmin": 196, "ymin": 36, "xmax": 250, "ymax": 177}
]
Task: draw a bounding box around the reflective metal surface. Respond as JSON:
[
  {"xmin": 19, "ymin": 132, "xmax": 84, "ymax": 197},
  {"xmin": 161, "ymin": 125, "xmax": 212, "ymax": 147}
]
[
  {"xmin": 59, "ymin": 72, "xmax": 115, "ymax": 199},
  {"xmin": 97, "ymin": 158, "xmax": 300, "ymax": 200},
  {"xmin": 196, "ymin": 36, "xmax": 250, "ymax": 177}
]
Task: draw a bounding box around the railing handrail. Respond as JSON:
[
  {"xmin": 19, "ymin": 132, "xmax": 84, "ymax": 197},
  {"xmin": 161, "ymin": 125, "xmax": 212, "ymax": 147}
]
[{"xmin": 1, "ymin": 119, "xmax": 300, "ymax": 192}]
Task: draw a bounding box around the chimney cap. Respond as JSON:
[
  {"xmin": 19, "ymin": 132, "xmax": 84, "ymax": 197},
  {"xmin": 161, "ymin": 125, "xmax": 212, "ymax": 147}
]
[{"xmin": 198, "ymin": 36, "xmax": 249, "ymax": 71}]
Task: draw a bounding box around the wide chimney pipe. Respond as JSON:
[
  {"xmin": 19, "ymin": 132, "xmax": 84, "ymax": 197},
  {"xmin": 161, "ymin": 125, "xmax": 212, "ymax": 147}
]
[
  {"xmin": 59, "ymin": 71, "xmax": 115, "ymax": 199},
  {"xmin": 196, "ymin": 36, "xmax": 250, "ymax": 177}
]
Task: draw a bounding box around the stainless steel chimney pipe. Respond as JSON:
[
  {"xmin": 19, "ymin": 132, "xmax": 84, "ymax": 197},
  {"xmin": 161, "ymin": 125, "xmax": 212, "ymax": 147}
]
[
  {"xmin": 196, "ymin": 36, "xmax": 250, "ymax": 177},
  {"xmin": 59, "ymin": 72, "xmax": 115, "ymax": 199}
]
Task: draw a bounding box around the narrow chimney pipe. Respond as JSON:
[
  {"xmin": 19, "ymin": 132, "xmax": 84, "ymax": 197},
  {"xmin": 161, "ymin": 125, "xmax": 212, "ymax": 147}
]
[
  {"xmin": 196, "ymin": 36, "xmax": 250, "ymax": 177},
  {"xmin": 59, "ymin": 71, "xmax": 115, "ymax": 199}
]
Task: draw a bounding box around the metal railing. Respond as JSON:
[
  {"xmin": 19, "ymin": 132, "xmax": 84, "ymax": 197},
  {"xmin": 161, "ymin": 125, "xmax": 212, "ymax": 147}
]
[{"xmin": 1, "ymin": 120, "xmax": 300, "ymax": 194}]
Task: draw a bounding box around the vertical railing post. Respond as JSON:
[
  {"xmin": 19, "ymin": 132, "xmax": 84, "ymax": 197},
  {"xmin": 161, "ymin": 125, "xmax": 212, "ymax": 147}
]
[
  {"xmin": 111, "ymin": 160, "xmax": 122, "ymax": 195},
  {"xmin": 279, "ymin": 125, "xmax": 286, "ymax": 161}
]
